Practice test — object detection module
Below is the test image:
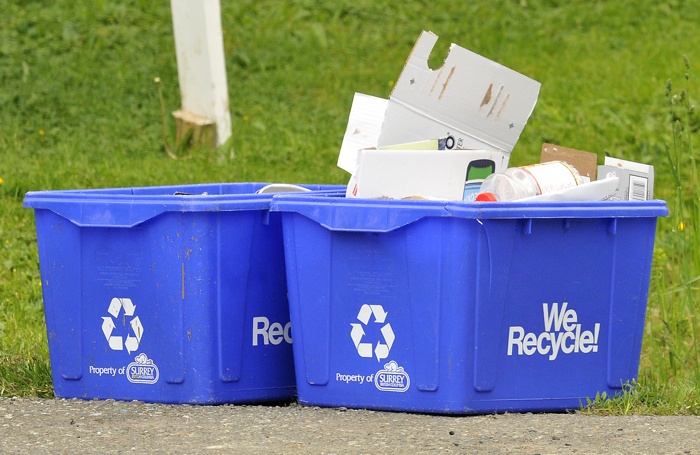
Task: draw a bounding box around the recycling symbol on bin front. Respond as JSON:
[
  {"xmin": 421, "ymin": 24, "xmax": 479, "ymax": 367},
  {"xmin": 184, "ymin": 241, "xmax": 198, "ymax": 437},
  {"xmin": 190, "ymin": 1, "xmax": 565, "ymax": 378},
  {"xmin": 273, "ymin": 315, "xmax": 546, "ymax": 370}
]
[
  {"xmin": 101, "ymin": 297, "xmax": 144, "ymax": 354},
  {"xmin": 350, "ymin": 304, "xmax": 395, "ymax": 362}
]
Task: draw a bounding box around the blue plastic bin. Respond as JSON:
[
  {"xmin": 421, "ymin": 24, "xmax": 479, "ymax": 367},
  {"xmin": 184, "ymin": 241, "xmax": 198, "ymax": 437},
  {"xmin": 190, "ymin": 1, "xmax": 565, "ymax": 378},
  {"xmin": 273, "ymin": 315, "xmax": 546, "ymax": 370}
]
[
  {"xmin": 24, "ymin": 182, "xmax": 342, "ymax": 404},
  {"xmin": 270, "ymin": 194, "xmax": 668, "ymax": 414}
]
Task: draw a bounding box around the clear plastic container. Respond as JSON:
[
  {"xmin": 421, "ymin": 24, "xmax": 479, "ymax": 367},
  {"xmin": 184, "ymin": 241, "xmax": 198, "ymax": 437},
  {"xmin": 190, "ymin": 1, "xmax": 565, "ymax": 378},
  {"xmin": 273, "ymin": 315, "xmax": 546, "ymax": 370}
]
[{"xmin": 475, "ymin": 161, "xmax": 587, "ymax": 202}]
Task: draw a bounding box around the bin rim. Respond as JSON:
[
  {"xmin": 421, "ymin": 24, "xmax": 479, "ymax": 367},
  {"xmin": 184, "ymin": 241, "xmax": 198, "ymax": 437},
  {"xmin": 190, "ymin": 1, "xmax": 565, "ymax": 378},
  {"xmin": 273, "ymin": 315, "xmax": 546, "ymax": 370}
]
[
  {"xmin": 23, "ymin": 182, "xmax": 345, "ymax": 228},
  {"xmin": 270, "ymin": 193, "xmax": 449, "ymax": 233},
  {"xmin": 448, "ymin": 199, "xmax": 670, "ymax": 219},
  {"xmin": 271, "ymin": 193, "xmax": 669, "ymax": 232}
]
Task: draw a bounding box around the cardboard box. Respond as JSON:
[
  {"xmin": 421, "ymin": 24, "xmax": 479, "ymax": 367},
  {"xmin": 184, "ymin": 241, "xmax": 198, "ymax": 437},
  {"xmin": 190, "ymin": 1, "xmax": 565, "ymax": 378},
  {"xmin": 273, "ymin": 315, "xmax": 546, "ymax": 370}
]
[
  {"xmin": 348, "ymin": 148, "xmax": 509, "ymax": 201},
  {"xmin": 379, "ymin": 137, "xmax": 454, "ymax": 151},
  {"xmin": 598, "ymin": 157, "xmax": 654, "ymax": 201}
]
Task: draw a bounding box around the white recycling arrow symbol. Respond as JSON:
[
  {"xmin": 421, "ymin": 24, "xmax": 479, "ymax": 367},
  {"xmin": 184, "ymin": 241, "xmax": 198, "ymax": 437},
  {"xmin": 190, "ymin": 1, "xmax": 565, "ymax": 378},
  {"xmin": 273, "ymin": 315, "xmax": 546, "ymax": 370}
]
[
  {"xmin": 350, "ymin": 304, "xmax": 394, "ymax": 362},
  {"xmin": 102, "ymin": 297, "xmax": 144, "ymax": 354}
]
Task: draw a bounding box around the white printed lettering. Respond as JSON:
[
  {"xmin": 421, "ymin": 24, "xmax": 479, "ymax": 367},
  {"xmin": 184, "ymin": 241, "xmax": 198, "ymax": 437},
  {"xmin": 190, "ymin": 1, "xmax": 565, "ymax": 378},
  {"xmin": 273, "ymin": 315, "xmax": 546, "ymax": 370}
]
[
  {"xmin": 562, "ymin": 307, "xmax": 577, "ymax": 332},
  {"xmin": 536, "ymin": 331, "xmax": 550, "ymax": 356},
  {"xmin": 579, "ymin": 328, "xmax": 595, "ymax": 353},
  {"xmin": 561, "ymin": 331, "xmax": 575, "ymax": 355},
  {"xmin": 252, "ymin": 316, "xmax": 269, "ymax": 346},
  {"xmin": 269, "ymin": 322, "xmax": 284, "ymax": 345},
  {"xmin": 89, "ymin": 366, "xmax": 117, "ymax": 377},
  {"xmin": 507, "ymin": 327, "xmax": 524, "ymax": 355},
  {"xmin": 542, "ymin": 302, "xmax": 569, "ymax": 331},
  {"xmin": 284, "ymin": 322, "xmax": 292, "ymax": 344},
  {"xmin": 546, "ymin": 332, "xmax": 559, "ymax": 360},
  {"xmin": 507, "ymin": 303, "xmax": 601, "ymax": 361},
  {"xmin": 335, "ymin": 372, "xmax": 365, "ymax": 384},
  {"xmin": 378, "ymin": 373, "xmax": 405, "ymax": 385},
  {"xmin": 522, "ymin": 332, "xmax": 537, "ymax": 355},
  {"xmin": 252, "ymin": 316, "xmax": 292, "ymax": 346}
]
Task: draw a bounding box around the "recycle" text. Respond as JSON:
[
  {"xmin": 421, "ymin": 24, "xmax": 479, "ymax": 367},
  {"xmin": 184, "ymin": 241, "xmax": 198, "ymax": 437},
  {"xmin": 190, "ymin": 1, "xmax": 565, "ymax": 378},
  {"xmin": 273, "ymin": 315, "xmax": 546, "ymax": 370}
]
[{"xmin": 507, "ymin": 302, "xmax": 600, "ymax": 361}]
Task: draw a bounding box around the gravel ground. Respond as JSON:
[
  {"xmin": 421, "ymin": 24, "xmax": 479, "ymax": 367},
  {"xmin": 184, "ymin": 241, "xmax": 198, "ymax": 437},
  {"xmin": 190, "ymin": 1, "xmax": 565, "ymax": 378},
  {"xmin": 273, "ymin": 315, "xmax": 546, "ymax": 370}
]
[{"xmin": 1, "ymin": 397, "xmax": 698, "ymax": 454}]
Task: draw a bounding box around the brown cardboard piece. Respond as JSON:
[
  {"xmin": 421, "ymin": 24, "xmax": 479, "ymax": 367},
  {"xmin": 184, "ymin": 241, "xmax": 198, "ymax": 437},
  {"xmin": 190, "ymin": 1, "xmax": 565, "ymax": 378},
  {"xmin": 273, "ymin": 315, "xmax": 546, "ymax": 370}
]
[{"xmin": 540, "ymin": 143, "xmax": 598, "ymax": 181}]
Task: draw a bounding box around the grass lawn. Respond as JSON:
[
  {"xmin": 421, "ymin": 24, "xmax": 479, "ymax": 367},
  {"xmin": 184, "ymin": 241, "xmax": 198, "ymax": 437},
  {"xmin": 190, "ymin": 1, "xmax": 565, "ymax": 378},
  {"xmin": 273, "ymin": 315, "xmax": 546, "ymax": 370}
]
[{"xmin": 1, "ymin": 0, "xmax": 700, "ymax": 414}]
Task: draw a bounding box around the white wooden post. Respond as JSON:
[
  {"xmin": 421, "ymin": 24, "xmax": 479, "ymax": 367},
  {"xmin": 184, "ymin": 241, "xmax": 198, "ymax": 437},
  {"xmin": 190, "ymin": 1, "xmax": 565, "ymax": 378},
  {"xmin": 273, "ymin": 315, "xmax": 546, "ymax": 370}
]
[{"xmin": 170, "ymin": 0, "xmax": 232, "ymax": 149}]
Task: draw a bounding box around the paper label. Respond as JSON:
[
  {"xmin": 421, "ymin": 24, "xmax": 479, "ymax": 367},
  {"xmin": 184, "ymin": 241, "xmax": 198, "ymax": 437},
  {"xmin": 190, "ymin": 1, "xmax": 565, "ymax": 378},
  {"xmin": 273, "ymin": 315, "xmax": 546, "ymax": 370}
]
[{"xmin": 522, "ymin": 162, "xmax": 581, "ymax": 194}]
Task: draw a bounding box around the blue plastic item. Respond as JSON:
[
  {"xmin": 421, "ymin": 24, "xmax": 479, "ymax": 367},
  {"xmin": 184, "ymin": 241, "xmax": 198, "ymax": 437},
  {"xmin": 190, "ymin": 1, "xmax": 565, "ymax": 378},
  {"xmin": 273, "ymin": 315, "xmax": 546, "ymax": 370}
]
[
  {"xmin": 270, "ymin": 194, "xmax": 668, "ymax": 414},
  {"xmin": 24, "ymin": 182, "xmax": 343, "ymax": 404}
]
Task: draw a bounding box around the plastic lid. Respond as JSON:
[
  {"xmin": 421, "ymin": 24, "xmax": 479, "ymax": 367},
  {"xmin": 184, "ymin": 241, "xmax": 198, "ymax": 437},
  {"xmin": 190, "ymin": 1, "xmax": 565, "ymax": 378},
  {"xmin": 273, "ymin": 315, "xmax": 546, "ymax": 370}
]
[{"xmin": 475, "ymin": 192, "xmax": 498, "ymax": 202}]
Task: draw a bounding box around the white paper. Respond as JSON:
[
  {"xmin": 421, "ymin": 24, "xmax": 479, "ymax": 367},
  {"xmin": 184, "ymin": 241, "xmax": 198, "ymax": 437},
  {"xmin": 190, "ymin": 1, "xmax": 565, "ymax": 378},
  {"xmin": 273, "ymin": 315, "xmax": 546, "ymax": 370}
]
[{"xmin": 337, "ymin": 93, "xmax": 388, "ymax": 173}]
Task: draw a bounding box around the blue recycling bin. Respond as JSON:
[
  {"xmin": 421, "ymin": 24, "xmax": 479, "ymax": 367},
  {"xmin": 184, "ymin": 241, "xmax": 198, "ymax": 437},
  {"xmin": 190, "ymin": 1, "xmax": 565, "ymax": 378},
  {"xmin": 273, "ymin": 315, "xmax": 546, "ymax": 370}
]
[
  {"xmin": 271, "ymin": 194, "xmax": 668, "ymax": 414},
  {"xmin": 24, "ymin": 182, "xmax": 342, "ymax": 404}
]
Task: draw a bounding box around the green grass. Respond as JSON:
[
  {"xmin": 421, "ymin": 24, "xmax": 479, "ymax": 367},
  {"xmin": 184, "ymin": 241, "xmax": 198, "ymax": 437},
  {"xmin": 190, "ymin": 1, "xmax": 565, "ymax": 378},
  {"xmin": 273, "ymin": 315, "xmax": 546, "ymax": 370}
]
[{"xmin": 2, "ymin": 0, "xmax": 700, "ymax": 413}]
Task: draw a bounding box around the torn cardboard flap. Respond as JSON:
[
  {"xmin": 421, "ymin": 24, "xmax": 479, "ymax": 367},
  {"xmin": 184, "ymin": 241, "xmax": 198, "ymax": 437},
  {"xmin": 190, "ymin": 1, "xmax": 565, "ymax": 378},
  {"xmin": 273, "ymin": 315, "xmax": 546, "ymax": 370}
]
[
  {"xmin": 337, "ymin": 31, "xmax": 541, "ymax": 175},
  {"xmin": 377, "ymin": 31, "xmax": 541, "ymax": 151}
]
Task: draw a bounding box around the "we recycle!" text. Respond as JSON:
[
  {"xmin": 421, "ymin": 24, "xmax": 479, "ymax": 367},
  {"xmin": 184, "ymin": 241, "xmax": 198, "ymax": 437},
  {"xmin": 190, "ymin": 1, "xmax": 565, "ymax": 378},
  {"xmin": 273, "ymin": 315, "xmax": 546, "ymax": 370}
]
[{"xmin": 507, "ymin": 302, "xmax": 600, "ymax": 361}]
